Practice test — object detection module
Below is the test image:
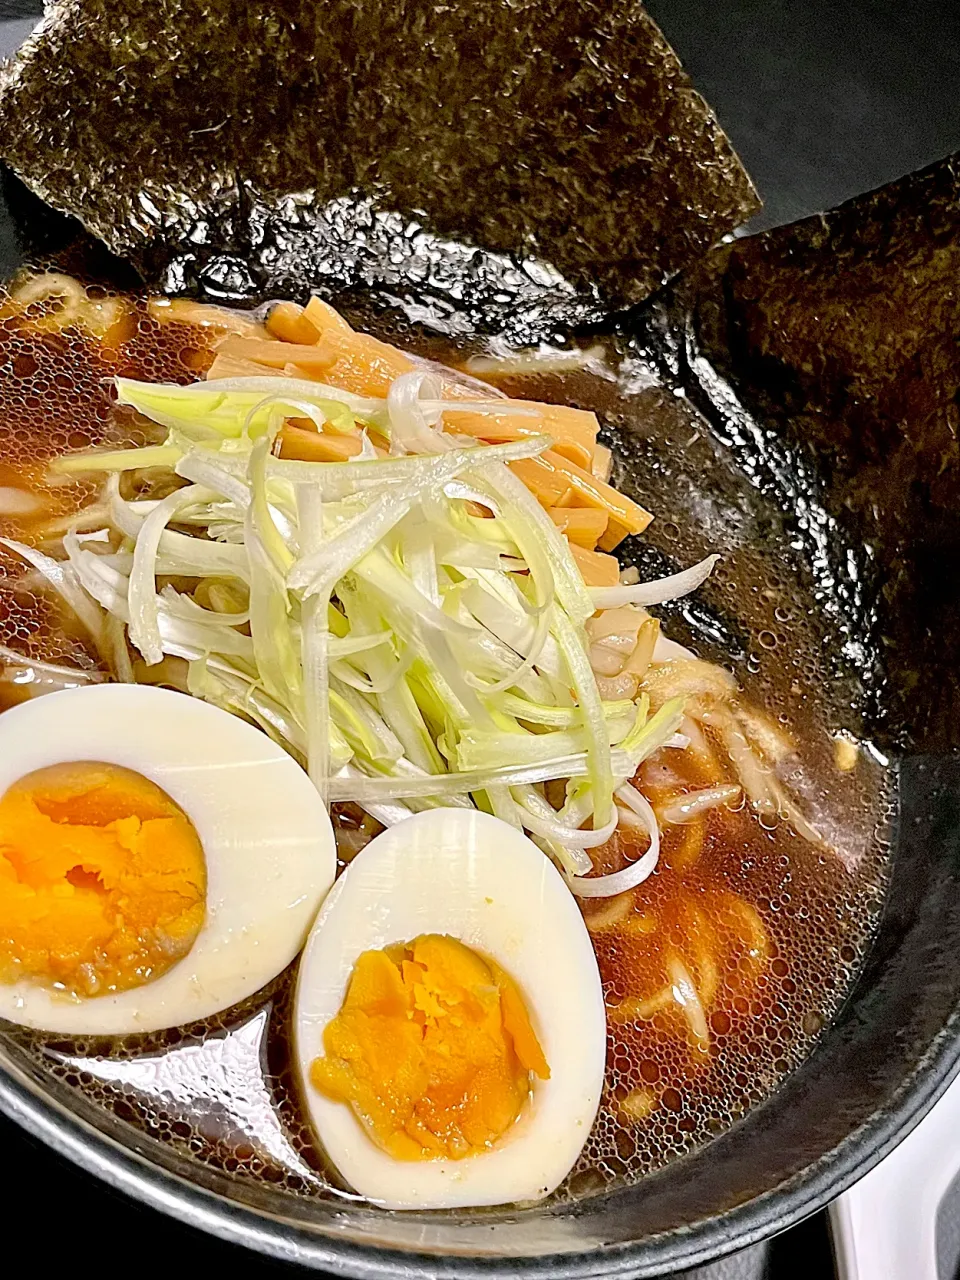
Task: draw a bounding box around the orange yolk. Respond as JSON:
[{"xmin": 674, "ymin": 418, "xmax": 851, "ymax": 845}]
[
  {"xmin": 310, "ymin": 933, "xmax": 550, "ymax": 1161},
  {"xmin": 0, "ymin": 761, "xmax": 206, "ymax": 997}
]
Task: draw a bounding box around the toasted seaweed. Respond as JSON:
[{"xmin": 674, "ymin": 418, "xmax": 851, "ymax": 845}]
[
  {"xmin": 627, "ymin": 153, "xmax": 960, "ymax": 751},
  {"xmin": 0, "ymin": 0, "xmax": 758, "ymax": 338}
]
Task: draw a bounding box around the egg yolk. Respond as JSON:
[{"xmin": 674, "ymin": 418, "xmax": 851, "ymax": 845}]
[
  {"xmin": 310, "ymin": 933, "xmax": 550, "ymax": 1161},
  {"xmin": 0, "ymin": 761, "xmax": 206, "ymax": 997}
]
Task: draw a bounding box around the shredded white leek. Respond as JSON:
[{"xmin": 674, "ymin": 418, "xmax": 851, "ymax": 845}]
[
  {"xmin": 35, "ymin": 370, "xmax": 730, "ymax": 894},
  {"xmin": 589, "ymin": 554, "xmax": 720, "ymax": 609},
  {"xmin": 567, "ymin": 785, "xmax": 661, "ymax": 898}
]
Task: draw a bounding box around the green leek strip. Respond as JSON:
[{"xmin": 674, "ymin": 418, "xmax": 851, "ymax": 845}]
[
  {"xmin": 264, "ymin": 435, "xmax": 552, "ymax": 495},
  {"xmin": 154, "ymin": 534, "xmax": 249, "ymax": 580},
  {"xmin": 486, "ymin": 785, "xmax": 523, "ymax": 830},
  {"xmin": 116, "ymin": 374, "xmax": 387, "ymax": 435},
  {"xmin": 64, "ymin": 537, "xmax": 257, "ymax": 663},
  {"xmin": 329, "ymin": 714, "xmax": 682, "ymax": 803},
  {"xmin": 456, "ymin": 712, "xmax": 637, "ymax": 771},
  {"xmin": 248, "ymin": 435, "xmax": 293, "ymax": 575},
  {"xmin": 288, "ymin": 487, "xmax": 421, "ymax": 598},
  {"xmin": 244, "ymin": 431, "xmax": 302, "ymax": 706},
  {"xmin": 459, "ymin": 575, "xmax": 564, "ymax": 681},
  {"xmin": 618, "ymin": 697, "xmax": 682, "ymax": 758},
  {"xmin": 351, "ymin": 546, "xmax": 474, "ymax": 639},
  {"xmin": 158, "ymin": 584, "xmax": 250, "ymax": 627},
  {"xmin": 187, "ymin": 658, "xmax": 310, "ymax": 756},
  {"xmin": 500, "ymin": 691, "xmax": 635, "ymax": 728},
  {"xmin": 476, "ymin": 462, "xmax": 595, "ymax": 627},
  {"xmin": 553, "ymin": 607, "xmax": 614, "ymax": 827},
  {"xmin": 352, "ymin": 545, "xmax": 484, "ymax": 731},
  {"xmin": 327, "ymin": 752, "xmax": 612, "ymax": 803},
  {"xmin": 244, "ymin": 515, "xmax": 299, "ymax": 707},
  {"xmin": 328, "ymin": 630, "xmax": 392, "ymax": 659},
  {"xmin": 314, "ymin": 399, "xmax": 357, "ymax": 435},
  {"xmin": 176, "ymin": 452, "xmax": 252, "ymax": 510},
  {"xmin": 109, "ymin": 474, "xmax": 245, "ymax": 573},
  {"xmin": 50, "ymin": 444, "xmax": 184, "ymax": 475},
  {"xmin": 336, "ymin": 581, "xmax": 442, "ymax": 774},
  {"xmin": 509, "ymin": 783, "xmax": 593, "ymax": 876},
  {"xmin": 298, "ymin": 484, "xmax": 331, "ymax": 803},
  {"xmin": 329, "ymin": 679, "xmax": 403, "ymax": 766},
  {"xmin": 127, "ymin": 485, "xmax": 212, "ymax": 665}
]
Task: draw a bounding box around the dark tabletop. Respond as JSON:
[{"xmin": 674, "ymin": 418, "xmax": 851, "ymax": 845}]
[{"xmin": 2, "ymin": 1, "xmax": 960, "ymax": 1275}]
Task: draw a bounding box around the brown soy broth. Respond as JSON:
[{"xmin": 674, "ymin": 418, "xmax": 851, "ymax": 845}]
[
  {"xmin": 567, "ymin": 737, "xmax": 887, "ymax": 1191},
  {"xmin": 0, "ymin": 276, "xmax": 217, "ymax": 673},
  {"xmin": 0, "ymin": 274, "xmax": 893, "ymax": 1207}
]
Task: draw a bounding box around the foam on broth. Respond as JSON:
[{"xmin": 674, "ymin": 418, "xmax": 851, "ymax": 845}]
[{"xmin": 0, "ymin": 271, "xmax": 893, "ymax": 1206}]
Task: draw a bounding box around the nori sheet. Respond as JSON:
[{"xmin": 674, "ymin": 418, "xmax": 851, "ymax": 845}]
[
  {"xmin": 627, "ymin": 152, "xmax": 960, "ymax": 751},
  {"xmin": 0, "ymin": 0, "xmax": 758, "ymax": 339}
]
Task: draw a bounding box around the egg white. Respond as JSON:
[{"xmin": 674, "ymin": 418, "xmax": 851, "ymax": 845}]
[
  {"xmin": 294, "ymin": 807, "xmax": 606, "ymax": 1210},
  {"xmin": 0, "ymin": 683, "xmax": 335, "ymax": 1034}
]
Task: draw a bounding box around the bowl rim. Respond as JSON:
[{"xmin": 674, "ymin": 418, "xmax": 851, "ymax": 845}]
[{"xmin": 3, "ymin": 1008, "xmax": 960, "ymax": 1278}]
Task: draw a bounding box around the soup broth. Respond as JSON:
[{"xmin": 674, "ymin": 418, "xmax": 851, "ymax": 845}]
[{"xmin": 0, "ymin": 270, "xmax": 892, "ymax": 1205}]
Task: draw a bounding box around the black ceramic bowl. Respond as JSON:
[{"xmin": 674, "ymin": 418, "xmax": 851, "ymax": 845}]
[
  {"xmin": 0, "ymin": 186, "xmax": 957, "ymax": 1280},
  {"xmin": 1, "ymin": 0, "xmax": 960, "ymax": 1272}
]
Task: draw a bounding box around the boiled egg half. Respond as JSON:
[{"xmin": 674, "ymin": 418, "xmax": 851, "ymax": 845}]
[
  {"xmin": 0, "ymin": 683, "xmax": 335, "ymax": 1034},
  {"xmin": 294, "ymin": 808, "xmax": 606, "ymax": 1209}
]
